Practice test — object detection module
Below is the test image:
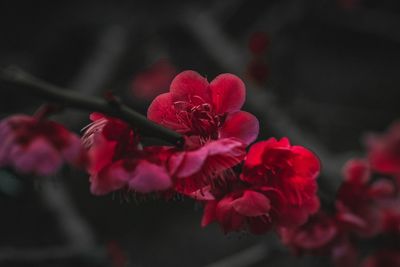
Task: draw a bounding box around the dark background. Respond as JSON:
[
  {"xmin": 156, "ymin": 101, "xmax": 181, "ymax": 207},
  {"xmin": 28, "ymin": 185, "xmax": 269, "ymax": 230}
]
[{"xmin": 0, "ymin": 0, "xmax": 399, "ymax": 266}]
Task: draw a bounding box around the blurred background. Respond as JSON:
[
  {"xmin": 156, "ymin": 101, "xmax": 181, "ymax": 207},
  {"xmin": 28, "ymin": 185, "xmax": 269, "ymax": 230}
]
[{"xmin": 0, "ymin": 0, "xmax": 400, "ymax": 266}]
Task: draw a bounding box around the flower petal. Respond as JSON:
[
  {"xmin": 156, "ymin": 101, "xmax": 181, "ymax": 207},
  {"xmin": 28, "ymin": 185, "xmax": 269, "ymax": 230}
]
[
  {"xmin": 232, "ymin": 190, "xmax": 271, "ymax": 217},
  {"xmin": 169, "ymin": 70, "xmax": 211, "ymax": 104},
  {"xmin": 210, "ymin": 73, "xmax": 245, "ymax": 114},
  {"xmin": 128, "ymin": 160, "xmax": 172, "ymax": 193},
  {"xmin": 91, "ymin": 160, "xmax": 130, "ymax": 195},
  {"xmin": 220, "ymin": 111, "xmax": 259, "ymax": 145}
]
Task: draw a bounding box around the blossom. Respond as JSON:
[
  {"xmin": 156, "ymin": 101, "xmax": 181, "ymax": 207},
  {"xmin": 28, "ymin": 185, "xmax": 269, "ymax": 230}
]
[
  {"xmin": 131, "ymin": 58, "xmax": 177, "ymax": 100},
  {"xmin": 0, "ymin": 114, "xmax": 86, "ymax": 176},
  {"xmin": 147, "ymin": 70, "xmax": 258, "ymax": 198},
  {"xmin": 248, "ymin": 32, "xmax": 270, "ymax": 56},
  {"xmin": 335, "ymin": 159, "xmax": 396, "ymax": 237},
  {"xmin": 241, "ymin": 137, "xmax": 320, "ymax": 227},
  {"xmin": 82, "ymin": 113, "xmax": 173, "ymax": 195},
  {"xmin": 278, "ymin": 212, "xmax": 358, "ymax": 267},
  {"xmin": 365, "ymin": 121, "xmax": 400, "ymax": 176},
  {"xmin": 202, "ymin": 137, "xmax": 320, "ymax": 234},
  {"xmin": 147, "ymin": 70, "xmax": 259, "ymax": 146}
]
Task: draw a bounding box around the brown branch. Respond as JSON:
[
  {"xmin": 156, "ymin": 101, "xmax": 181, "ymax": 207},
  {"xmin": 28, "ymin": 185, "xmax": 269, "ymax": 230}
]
[{"xmin": 0, "ymin": 66, "xmax": 183, "ymax": 146}]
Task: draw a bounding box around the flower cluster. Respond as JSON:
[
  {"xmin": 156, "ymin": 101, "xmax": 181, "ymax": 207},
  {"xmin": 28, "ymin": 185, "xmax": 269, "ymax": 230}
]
[
  {"xmin": 279, "ymin": 122, "xmax": 400, "ymax": 266},
  {"xmin": 86, "ymin": 70, "xmax": 321, "ymax": 235}
]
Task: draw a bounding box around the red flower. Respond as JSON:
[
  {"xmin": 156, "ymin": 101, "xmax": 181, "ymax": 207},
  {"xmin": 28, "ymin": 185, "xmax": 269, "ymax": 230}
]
[
  {"xmin": 202, "ymin": 137, "xmax": 320, "ymax": 234},
  {"xmin": 335, "ymin": 159, "xmax": 396, "ymax": 237},
  {"xmin": 170, "ymin": 137, "xmax": 246, "ymax": 199},
  {"xmin": 241, "ymin": 137, "xmax": 320, "ymax": 227},
  {"xmin": 147, "ymin": 70, "xmax": 259, "ymax": 146},
  {"xmin": 131, "ymin": 58, "xmax": 177, "ymax": 100},
  {"xmin": 361, "ymin": 250, "xmax": 400, "ymax": 267},
  {"xmin": 365, "ymin": 121, "xmax": 400, "ymax": 176},
  {"xmin": 147, "ymin": 70, "xmax": 258, "ymax": 199},
  {"xmin": 0, "ymin": 114, "xmax": 86, "ymax": 176},
  {"xmin": 248, "ymin": 32, "xmax": 270, "ymax": 56},
  {"xmin": 278, "ymin": 212, "xmax": 358, "ymax": 267},
  {"xmin": 82, "ymin": 113, "xmax": 173, "ymax": 195},
  {"xmin": 278, "ymin": 212, "xmax": 338, "ymax": 253}
]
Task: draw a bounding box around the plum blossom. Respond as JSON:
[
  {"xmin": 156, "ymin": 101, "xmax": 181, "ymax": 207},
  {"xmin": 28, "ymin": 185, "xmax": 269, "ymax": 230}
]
[
  {"xmin": 0, "ymin": 114, "xmax": 86, "ymax": 176},
  {"xmin": 82, "ymin": 113, "xmax": 173, "ymax": 195}
]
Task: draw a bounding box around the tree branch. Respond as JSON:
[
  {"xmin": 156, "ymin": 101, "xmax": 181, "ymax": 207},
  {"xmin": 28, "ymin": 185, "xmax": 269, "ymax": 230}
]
[{"xmin": 0, "ymin": 66, "xmax": 183, "ymax": 146}]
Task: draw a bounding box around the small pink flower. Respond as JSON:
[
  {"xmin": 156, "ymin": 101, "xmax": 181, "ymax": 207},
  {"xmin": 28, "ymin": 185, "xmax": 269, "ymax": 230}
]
[
  {"xmin": 0, "ymin": 114, "xmax": 86, "ymax": 176},
  {"xmin": 82, "ymin": 113, "xmax": 173, "ymax": 195}
]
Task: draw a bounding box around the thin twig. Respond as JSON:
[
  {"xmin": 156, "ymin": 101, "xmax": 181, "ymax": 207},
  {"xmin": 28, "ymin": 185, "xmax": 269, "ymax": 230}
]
[{"xmin": 0, "ymin": 67, "xmax": 183, "ymax": 146}]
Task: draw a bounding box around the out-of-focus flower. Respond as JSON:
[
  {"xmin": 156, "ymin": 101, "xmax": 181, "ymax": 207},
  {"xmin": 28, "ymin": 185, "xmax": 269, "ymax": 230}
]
[
  {"xmin": 0, "ymin": 114, "xmax": 86, "ymax": 176},
  {"xmin": 202, "ymin": 137, "xmax": 320, "ymax": 234},
  {"xmin": 131, "ymin": 58, "xmax": 177, "ymax": 100},
  {"xmin": 82, "ymin": 113, "xmax": 173, "ymax": 195},
  {"xmin": 337, "ymin": 0, "xmax": 362, "ymax": 10},
  {"xmin": 335, "ymin": 159, "xmax": 396, "ymax": 237},
  {"xmin": 278, "ymin": 212, "xmax": 358, "ymax": 267},
  {"xmin": 246, "ymin": 59, "xmax": 269, "ymax": 85},
  {"xmin": 365, "ymin": 121, "xmax": 400, "ymax": 176},
  {"xmin": 361, "ymin": 250, "xmax": 400, "ymax": 267},
  {"xmin": 248, "ymin": 32, "xmax": 270, "ymax": 56}
]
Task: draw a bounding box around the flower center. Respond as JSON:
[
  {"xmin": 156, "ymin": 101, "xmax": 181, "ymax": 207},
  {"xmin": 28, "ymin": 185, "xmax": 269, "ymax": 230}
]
[{"xmin": 174, "ymin": 100, "xmax": 226, "ymax": 142}]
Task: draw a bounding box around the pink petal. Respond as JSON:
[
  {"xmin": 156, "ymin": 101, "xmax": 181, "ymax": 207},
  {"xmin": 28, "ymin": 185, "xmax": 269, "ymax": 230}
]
[
  {"xmin": 11, "ymin": 138, "xmax": 62, "ymax": 176},
  {"xmin": 91, "ymin": 160, "xmax": 130, "ymax": 195},
  {"xmin": 62, "ymin": 133, "xmax": 86, "ymax": 167},
  {"xmin": 128, "ymin": 160, "xmax": 172, "ymax": 193},
  {"xmin": 169, "ymin": 70, "xmax": 211, "ymax": 104},
  {"xmin": 147, "ymin": 93, "xmax": 185, "ymax": 132},
  {"xmin": 232, "ymin": 190, "xmax": 271, "ymax": 216},
  {"xmin": 220, "ymin": 111, "xmax": 259, "ymax": 145},
  {"xmin": 171, "ymin": 138, "xmax": 246, "ymax": 178},
  {"xmin": 201, "ymin": 200, "xmax": 217, "ymax": 227},
  {"xmin": 216, "ymin": 195, "xmax": 246, "ymax": 233},
  {"xmin": 210, "ymin": 73, "xmax": 245, "ymax": 114}
]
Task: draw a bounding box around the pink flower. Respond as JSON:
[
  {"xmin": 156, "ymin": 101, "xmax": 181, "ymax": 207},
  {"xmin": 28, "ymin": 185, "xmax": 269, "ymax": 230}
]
[
  {"xmin": 278, "ymin": 212, "xmax": 338, "ymax": 253},
  {"xmin": 365, "ymin": 121, "xmax": 400, "ymax": 176},
  {"xmin": 278, "ymin": 212, "xmax": 358, "ymax": 267},
  {"xmin": 147, "ymin": 70, "xmax": 259, "ymax": 146},
  {"xmin": 0, "ymin": 114, "xmax": 86, "ymax": 176},
  {"xmin": 131, "ymin": 58, "xmax": 177, "ymax": 100},
  {"xmin": 82, "ymin": 113, "xmax": 173, "ymax": 195}
]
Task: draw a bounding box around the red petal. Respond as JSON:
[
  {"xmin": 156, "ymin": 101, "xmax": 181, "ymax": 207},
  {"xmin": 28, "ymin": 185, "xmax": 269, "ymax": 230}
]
[
  {"xmin": 220, "ymin": 111, "xmax": 259, "ymax": 145},
  {"xmin": 171, "ymin": 138, "xmax": 246, "ymax": 178},
  {"xmin": 90, "ymin": 160, "xmax": 130, "ymax": 195},
  {"xmin": 201, "ymin": 201, "xmax": 217, "ymax": 227},
  {"xmin": 147, "ymin": 93, "xmax": 184, "ymax": 131},
  {"xmin": 210, "ymin": 73, "xmax": 245, "ymax": 114},
  {"xmin": 291, "ymin": 146, "xmax": 321, "ymax": 180},
  {"xmin": 232, "ymin": 190, "xmax": 271, "ymax": 216},
  {"xmin": 128, "ymin": 160, "xmax": 172, "ymax": 193},
  {"xmin": 169, "ymin": 70, "xmax": 211, "ymax": 104},
  {"xmin": 343, "ymin": 159, "xmax": 370, "ymax": 184},
  {"xmin": 216, "ymin": 195, "xmax": 245, "ymax": 233}
]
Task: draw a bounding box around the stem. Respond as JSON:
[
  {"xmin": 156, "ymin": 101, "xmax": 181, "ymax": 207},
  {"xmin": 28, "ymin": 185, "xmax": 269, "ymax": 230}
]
[{"xmin": 0, "ymin": 66, "xmax": 183, "ymax": 146}]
